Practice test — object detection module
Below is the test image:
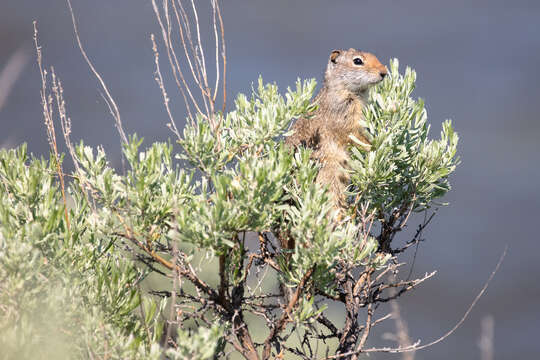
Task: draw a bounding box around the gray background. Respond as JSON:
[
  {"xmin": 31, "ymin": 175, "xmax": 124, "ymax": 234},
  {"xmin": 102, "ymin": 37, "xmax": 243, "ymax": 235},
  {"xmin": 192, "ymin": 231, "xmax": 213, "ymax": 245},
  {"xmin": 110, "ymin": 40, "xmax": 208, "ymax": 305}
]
[{"xmin": 1, "ymin": 0, "xmax": 539, "ymax": 359}]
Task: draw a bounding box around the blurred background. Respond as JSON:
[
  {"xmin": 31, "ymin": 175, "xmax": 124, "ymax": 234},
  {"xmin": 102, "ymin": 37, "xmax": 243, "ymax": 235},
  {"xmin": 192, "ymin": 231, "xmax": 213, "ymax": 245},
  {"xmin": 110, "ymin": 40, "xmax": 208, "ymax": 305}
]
[{"xmin": 1, "ymin": 0, "xmax": 539, "ymax": 359}]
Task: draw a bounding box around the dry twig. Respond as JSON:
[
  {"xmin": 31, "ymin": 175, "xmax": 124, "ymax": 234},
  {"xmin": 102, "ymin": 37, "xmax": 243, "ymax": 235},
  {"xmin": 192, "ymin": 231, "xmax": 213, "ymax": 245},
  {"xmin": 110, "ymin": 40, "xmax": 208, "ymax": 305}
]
[
  {"xmin": 33, "ymin": 22, "xmax": 70, "ymax": 231},
  {"xmin": 151, "ymin": 0, "xmax": 227, "ymax": 134},
  {"xmin": 66, "ymin": 0, "xmax": 127, "ymax": 145}
]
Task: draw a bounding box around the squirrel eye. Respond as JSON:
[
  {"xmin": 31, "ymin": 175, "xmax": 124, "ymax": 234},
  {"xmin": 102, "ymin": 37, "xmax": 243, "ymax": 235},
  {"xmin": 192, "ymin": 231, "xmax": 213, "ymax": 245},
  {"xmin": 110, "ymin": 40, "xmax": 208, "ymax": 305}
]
[{"xmin": 353, "ymin": 57, "xmax": 364, "ymax": 65}]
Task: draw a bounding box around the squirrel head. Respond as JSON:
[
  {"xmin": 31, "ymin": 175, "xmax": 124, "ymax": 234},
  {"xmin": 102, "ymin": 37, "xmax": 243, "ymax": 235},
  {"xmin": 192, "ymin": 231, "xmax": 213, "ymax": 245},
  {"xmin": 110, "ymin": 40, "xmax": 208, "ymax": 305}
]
[{"xmin": 325, "ymin": 48, "xmax": 387, "ymax": 95}]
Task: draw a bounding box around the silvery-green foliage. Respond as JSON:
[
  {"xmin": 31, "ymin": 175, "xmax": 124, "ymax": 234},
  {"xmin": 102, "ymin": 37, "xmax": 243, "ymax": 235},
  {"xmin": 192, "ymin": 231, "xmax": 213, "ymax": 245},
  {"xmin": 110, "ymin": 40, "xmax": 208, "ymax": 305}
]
[
  {"xmin": 0, "ymin": 145, "xmax": 164, "ymax": 359},
  {"xmin": 176, "ymin": 144, "xmax": 294, "ymax": 249},
  {"xmin": 165, "ymin": 323, "xmax": 225, "ymax": 360},
  {"xmin": 74, "ymin": 136, "xmax": 195, "ymax": 243},
  {"xmin": 174, "ymin": 79, "xmax": 317, "ymax": 251},
  {"xmin": 349, "ymin": 59, "xmax": 459, "ymax": 216},
  {"xmin": 278, "ymin": 145, "xmax": 381, "ymax": 293},
  {"xmin": 179, "ymin": 77, "xmax": 316, "ymax": 174},
  {"xmin": 294, "ymin": 296, "xmax": 327, "ymax": 324}
]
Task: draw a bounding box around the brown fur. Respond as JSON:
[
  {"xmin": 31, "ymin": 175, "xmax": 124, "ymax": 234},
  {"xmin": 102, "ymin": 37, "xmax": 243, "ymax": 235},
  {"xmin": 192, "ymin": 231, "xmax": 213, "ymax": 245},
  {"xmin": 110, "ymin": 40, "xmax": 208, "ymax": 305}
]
[{"xmin": 287, "ymin": 48, "xmax": 387, "ymax": 210}]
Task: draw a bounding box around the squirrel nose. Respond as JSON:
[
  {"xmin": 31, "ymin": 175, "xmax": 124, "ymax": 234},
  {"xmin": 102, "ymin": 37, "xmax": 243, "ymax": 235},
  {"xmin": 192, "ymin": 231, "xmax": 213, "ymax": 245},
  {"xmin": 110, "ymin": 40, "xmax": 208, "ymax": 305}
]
[{"xmin": 380, "ymin": 72, "xmax": 387, "ymax": 79}]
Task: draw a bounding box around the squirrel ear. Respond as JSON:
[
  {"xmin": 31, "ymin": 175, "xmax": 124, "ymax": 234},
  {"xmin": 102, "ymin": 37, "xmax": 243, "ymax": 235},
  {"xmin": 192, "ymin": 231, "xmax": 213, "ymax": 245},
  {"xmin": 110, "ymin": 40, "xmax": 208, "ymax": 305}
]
[{"xmin": 330, "ymin": 50, "xmax": 341, "ymax": 64}]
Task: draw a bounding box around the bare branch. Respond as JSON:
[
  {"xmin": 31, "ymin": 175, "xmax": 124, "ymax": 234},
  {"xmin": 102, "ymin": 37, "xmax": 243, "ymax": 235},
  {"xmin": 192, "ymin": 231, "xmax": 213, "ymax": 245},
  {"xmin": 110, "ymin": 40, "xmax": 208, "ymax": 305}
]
[
  {"xmin": 151, "ymin": 0, "xmax": 226, "ymax": 133},
  {"xmin": 210, "ymin": 0, "xmax": 220, "ymax": 102},
  {"xmin": 214, "ymin": 0, "xmax": 227, "ymax": 113},
  {"xmin": 189, "ymin": 0, "xmax": 208, "ymax": 87},
  {"xmin": 332, "ymin": 245, "xmax": 508, "ymax": 357},
  {"xmin": 116, "ymin": 229, "xmax": 221, "ymax": 306},
  {"xmin": 150, "ymin": 33, "xmax": 182, "ymax": 138},
  {"xmin": 66, "ymin": 0, "xmax": 127, "ymax": 144},
  {"xmin": 33, "ymin": 22, "xmax": 70, "ymax": 231},
  {"xmin": 151, "ymin": 0, "xmax": 201, "ymax": 122},
  {"xmin": 262, "ymin": 267, "xmax": 315, "ymax": 359}
]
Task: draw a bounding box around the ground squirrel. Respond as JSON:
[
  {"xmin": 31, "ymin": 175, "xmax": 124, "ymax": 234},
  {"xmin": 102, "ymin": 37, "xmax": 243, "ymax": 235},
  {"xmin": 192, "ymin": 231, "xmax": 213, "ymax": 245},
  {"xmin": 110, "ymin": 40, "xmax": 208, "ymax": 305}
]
[{"xmin": 286, "ymin": 48, "xmax": 387, "ymax": 211}]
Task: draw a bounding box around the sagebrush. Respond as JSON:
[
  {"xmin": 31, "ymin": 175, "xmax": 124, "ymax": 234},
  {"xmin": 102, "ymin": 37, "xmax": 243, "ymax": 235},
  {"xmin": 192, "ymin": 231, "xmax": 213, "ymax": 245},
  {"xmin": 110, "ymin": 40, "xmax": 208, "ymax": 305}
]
[{"xmin": 0, "ymin": 55, "xmax": 458, "ymax": 359}]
